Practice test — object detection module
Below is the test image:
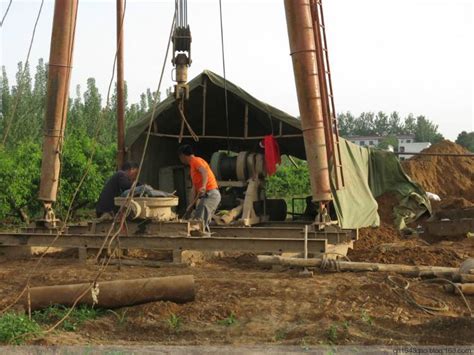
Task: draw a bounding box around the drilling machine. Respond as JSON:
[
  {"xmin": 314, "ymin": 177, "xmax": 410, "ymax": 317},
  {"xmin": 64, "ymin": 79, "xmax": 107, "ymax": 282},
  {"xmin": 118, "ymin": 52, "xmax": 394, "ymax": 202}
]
[{"xmin": 37, "ymin": 0, "xmax": 345, "ymax": 233}]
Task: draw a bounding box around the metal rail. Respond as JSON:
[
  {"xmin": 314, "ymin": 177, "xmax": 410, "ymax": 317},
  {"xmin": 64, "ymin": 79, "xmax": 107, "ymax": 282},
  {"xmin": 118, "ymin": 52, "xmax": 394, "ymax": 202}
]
[{"xmin": 0, "ymin": 233, "xmax": 328, "ymax": 255}]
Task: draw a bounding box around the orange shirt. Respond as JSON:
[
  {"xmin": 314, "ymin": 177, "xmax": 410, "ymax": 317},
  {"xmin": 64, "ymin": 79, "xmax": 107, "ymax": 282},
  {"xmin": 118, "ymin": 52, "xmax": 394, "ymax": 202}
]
[{"xmin": 189, "ymin": 156, "xmax": 218, "ymax": 192}]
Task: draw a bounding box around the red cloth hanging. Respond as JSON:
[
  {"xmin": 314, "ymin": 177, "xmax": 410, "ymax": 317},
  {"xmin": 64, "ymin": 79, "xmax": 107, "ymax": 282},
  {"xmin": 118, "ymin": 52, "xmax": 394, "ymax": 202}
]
[{"xmin": 263, "ymin": 135, "xmax": 281, "ymax": 176}]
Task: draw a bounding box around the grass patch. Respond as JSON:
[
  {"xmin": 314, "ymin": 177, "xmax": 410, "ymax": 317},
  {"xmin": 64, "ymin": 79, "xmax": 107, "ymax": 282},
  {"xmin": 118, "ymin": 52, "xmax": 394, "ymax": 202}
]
[
  {"xmin": 167, "ymin": 313, "xmax": 182, "ymax": 331},
  {"xmin": 217, "ymin": 312, "xmax": 238, "ymax": 327},
  {"xmin": 274, "ymin": 328, "xmax": 287, "ymax": 341},
  {"xmin": 33, "ymin": 305, "xmax": 105, "ymax": 332},
  {"xmin": 0, "ymin": 312, "xmax": 42, "ymax": 345},
  {"xmin": 361, "ymin": 310, "xmax": 373, "ymax": 326},
  {"xmin": 326, "ymin": 324, "xmax": 339, "ymax": 343}
]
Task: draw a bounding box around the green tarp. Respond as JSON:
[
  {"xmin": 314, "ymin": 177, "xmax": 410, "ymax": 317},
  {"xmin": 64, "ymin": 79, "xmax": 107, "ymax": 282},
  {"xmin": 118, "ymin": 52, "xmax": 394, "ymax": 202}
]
[
  {"xmin": 332, "ymin": 139, "xmax": 431, "ymax": 229},
  {"xmin": 126, "ymin": 70, "xmax": 431, "ymax": 229}
]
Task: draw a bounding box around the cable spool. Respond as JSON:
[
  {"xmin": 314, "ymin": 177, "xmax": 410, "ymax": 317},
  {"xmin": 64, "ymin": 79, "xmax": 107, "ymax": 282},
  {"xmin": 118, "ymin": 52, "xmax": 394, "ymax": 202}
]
[
  {"xmin": 210, "ymin": 151, "xmax": 226, "ymax": 180},
  {"xmin": 236, "ymin": 151, "xmax": 249, "ymax": 181},
  {"xmin": 255, "ymin": 153, "xmax": 266, "ymax": 178},
  {"xmin": 246, "ymin": 153, "xmax": 257, "ymax": 179}
]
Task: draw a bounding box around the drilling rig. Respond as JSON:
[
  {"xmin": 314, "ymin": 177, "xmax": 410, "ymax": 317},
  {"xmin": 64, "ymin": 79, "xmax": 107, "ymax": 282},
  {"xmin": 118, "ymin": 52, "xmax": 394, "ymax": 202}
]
[{"xmin": 11, "ymin": 0, "xmax": 355, "ymax": 262}]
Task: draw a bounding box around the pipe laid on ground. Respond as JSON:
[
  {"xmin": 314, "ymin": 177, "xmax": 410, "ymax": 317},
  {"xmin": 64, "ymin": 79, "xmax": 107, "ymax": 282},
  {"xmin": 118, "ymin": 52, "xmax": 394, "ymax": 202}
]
[
  {"xmin": 257, "ymin": 255, "xmax": 461, "ymax": 277},
  {"xmin": 23, "ymin": 275, "xmax": 195, "ymax": 311},
  {"xmin": 444, "ymin": 283, "xmax": 474, "ymax": 295}
]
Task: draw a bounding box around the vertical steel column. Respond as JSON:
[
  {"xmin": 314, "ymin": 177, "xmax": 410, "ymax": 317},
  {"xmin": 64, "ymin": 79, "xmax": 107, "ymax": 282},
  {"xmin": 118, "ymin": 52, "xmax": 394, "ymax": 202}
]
[
  {"xmin": 116, "ymin": 0, "xmax": 126, "ymax": 168},
  {"xmin": 284, "ymin": 0, "xmax": 332, "ymax": 202},
  {"xmin": 38, "ymin": 0, "xmax": 78, "ymax": 209}
]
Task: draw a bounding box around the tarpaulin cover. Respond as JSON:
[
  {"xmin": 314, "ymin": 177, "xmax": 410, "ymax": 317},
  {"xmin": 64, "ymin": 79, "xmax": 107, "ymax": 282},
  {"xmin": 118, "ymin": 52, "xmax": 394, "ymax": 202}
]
[
  {"xmin": 125, "ymin": 70, "xmax": 431, "ymax": 229},
  {"xmin": 332, "ymin": 139, "xmax": 431, "ymax": 229}
]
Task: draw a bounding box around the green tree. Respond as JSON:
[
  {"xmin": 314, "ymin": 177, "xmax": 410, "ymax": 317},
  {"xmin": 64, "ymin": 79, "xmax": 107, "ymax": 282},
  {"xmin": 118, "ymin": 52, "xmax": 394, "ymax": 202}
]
[
  {"xmin": 0, "ymin": 142, "xmax": 42, "ymax": 223},
  {"xmin": 414, "ymin": 115, "xmax": 444, "ymax": 144},
  {"xmin": 0, "ymin": 66, "xmax": 11, "ymax": 137},
  {"xmin": 377, "ymin": 136, "xmax": 398, "ymax": 150},
  {"xmin": 455, "ymin": 131, "xmax": 474, "ymax": 152},
  {"xmin": 83, "ymin": 77, "xmax": 102, "ymax": 138}
]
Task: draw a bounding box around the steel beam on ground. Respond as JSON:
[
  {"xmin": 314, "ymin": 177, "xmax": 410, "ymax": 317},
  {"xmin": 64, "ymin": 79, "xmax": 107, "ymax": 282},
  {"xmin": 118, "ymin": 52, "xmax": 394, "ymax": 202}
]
[
  {"xmin": 211, "ymin": 226, "xmax": 352, "ymax": 245},
  {"xmin": 0, "ymin": 233, "xmax": 327, "ymax": 255}
]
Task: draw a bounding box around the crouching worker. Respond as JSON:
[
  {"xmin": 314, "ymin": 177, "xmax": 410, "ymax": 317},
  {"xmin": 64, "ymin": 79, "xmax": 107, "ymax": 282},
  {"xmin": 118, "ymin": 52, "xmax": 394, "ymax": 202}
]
[
  {"xmin": 178, "ymin": 145, "xmax": 221, "ymax": 233},
  {"xmin": 96, "ymin": 161, "xmax": 139, "ymax": 219}
]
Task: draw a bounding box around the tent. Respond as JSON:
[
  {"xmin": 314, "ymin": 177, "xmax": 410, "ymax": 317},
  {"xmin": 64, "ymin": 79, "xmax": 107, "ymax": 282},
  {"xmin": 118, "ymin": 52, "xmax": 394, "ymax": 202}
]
[{"xmin": 126, "ymin": 70, "xmax": 431, "ymax": 229}]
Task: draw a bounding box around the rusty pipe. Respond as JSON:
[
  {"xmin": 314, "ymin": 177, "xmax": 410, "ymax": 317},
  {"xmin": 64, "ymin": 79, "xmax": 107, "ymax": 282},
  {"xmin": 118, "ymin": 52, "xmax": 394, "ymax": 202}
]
[
  {"xmin": 23, "ymin": 276, "xmax": 195, "ymax": 311},
  {"xmin": 39, "ymin": 0, "xmax": 78, "ymax": 204},
  {"xmin": 284, "ymin": 0, "xmax": 332, "ymax": 202}
]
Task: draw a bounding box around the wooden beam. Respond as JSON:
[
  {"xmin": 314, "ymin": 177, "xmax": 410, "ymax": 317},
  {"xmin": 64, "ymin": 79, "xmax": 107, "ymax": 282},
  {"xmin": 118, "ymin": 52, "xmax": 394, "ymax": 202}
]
[
  {"xmin": 244, "ymin": 104, "xmax": 249, "ymax": 138},
  {"xmin": 149, "ymin": 133, "xmax": 303, "ymax": 140},
  {"xmin": 202, "ymin": 77, "xmax": 207, "ymax": 136}
]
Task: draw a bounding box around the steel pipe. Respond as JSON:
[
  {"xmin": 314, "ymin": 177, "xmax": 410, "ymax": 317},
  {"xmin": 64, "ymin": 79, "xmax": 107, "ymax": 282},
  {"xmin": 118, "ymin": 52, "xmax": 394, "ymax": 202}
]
[
  {"xmin": 23, "ymin": 276, "xmax": 195, "ymax": 311},
  {"xmin": 39, "ymin": 0, "xmax": 78, "ymax": 203},
  {"xmin": 284, "ymin": 0, "xmax": 332, "ymax": 202}
]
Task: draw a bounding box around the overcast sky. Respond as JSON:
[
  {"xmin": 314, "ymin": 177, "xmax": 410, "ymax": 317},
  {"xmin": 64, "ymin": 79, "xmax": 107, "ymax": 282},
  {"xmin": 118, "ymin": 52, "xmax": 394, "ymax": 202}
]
[{"xmin": 1, "ymin": 0, "xmax": 472, "ymax": 140}]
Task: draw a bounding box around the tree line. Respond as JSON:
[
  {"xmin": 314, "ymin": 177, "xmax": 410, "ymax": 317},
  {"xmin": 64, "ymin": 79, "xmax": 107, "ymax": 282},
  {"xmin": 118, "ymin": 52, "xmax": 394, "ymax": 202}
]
[
  {"xmin": 0, "ymin": 59, "xmax": 159, "ymax": 223},
  {"xmin": 0, "ymin": 59, "xmax": 471, "ymax": 223}
]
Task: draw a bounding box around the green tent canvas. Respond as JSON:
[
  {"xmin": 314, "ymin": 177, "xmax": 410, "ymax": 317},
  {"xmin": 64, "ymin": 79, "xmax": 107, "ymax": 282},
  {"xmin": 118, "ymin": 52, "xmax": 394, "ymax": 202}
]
[{"xmin": 126, "ymin": 70, "xmax": 431, "ymax": 229}]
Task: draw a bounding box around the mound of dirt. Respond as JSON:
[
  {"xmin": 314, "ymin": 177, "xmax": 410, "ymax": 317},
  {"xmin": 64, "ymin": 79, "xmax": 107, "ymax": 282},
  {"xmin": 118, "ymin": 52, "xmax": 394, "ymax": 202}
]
[
  {"xmin": 348, "ymin": 223, "xmax": 465, "ymax": 267},
  {"xmin": 375, "ymin": 193, "xmax": 400, "ymax": 225},
  {"xmin": 432, "ymin": 197, "xmax": 474, "ymax": 211},
  {"xmin": 350, "ymin": 244, "xmax": 463, "ymax": 267},
  {"xmin": 402, "ymin": 140, "xmax": 474, "ymax": 201},
  {"xmin": 351, "ymin": 225, "xmax": 401, "ymax": 251}
]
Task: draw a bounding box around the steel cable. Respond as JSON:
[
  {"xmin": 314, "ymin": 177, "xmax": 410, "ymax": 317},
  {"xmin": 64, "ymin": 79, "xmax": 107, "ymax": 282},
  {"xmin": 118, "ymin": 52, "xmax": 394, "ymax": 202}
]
[
  {"xmin": 2, "ymin": 0, "xmax": 45, "ymax": 145},
  {"xmin": 0, "ymin": 0, "xmax": 13, "ymax": 27},
  {"xmin": 218, "ymin": 0, "xmax": 230, "ymax": 152}
]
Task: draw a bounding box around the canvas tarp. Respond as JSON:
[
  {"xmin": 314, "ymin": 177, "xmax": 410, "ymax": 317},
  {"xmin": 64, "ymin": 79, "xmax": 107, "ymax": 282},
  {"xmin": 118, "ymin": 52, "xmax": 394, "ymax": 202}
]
[
  {"xmin": 332, "ymin": 139, "xmax": 431, "ymax": 229},
  {"xmin": 125, "ymin": 70, "xmax": 431, "ymax": 229}
]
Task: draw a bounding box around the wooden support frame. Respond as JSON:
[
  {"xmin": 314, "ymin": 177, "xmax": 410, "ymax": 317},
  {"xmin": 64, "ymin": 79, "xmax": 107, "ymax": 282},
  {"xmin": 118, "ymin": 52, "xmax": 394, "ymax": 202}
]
[
  {"xmin": 244, "ymin": 104, "xmax": 249, "ymax": 138},
  {"xmin": 202, "ymin": 77, "xmax": 207, "ymax": 136},
  {"xmin": 149, "ymin": 132, "xmax": 303, "ymax": 140}
]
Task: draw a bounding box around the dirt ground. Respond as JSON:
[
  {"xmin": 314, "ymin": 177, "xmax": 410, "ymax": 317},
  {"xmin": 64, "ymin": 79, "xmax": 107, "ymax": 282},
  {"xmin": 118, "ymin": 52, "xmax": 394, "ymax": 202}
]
[
  {"xmin": 0, "ymin": 237, "xmax": 473, "ymax": 347},
  {"xmin": 0, "ymin": 140, "xmax": 473, "ymax": 347}
]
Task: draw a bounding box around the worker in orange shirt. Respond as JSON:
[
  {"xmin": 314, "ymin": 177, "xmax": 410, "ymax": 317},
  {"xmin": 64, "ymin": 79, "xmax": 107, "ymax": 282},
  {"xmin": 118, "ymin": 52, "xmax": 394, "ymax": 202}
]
[{"xmin": 178, "ymin": 145, "xmax": 221, "ymax": 232}]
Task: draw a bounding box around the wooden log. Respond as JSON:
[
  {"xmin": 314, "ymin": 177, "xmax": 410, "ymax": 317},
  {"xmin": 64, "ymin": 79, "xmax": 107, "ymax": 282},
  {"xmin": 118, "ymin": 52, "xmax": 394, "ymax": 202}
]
[
  {"xmin": 24, "ymin": 275, "xmax": 195, "ymax": 311},
  {"xmin": 257, "ymin": 255, "xmax": 459, "ymax": 277},
  {"xmin": 444, "ymin": 283, "xmax": 474, "ymax": 295}
]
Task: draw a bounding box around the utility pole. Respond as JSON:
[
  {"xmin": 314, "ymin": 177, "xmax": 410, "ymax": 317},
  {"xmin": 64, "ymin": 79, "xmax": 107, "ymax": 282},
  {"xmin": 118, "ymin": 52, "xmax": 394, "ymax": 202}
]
[
  {"xmin": 116, "ymin": 0, "xmax": 126, "ymax": 168},
  {"xmin": 38, "ymin": 0, "xmax": 78, "ymax": 226}
]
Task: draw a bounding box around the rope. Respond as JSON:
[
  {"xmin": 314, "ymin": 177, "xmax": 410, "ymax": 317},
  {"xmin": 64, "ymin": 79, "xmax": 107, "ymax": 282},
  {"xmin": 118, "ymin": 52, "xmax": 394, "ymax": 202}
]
[
  {"xmin": 2, "ymin": 0, "xmax": 44, "ymax": 145},
  {"xmin": 0, "ymin": 0, "xmax": 13, "ymax": 27},
  {"xmin": 385, "ymin": 275, "xmax": 474, "ymax": 316},
  {"xmin": 319, "ymin": 253, "xmax": 350, "ymax": 272},
  {"xmin": 218, "ymin": 0, "xmax": 230, "ymax": 152},
  {"xmin": 0, "ymin": 0, "xmax": 126, "ymax": 316}
]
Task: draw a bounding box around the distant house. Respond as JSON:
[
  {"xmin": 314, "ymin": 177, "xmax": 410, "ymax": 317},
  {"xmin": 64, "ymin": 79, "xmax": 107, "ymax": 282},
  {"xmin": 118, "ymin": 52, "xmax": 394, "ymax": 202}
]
[
  {"xmin": 347, "ymin": 135, "xmax": 416, "ymax": 147},
  {"xmin": 398, "ymin": 142, "xmax": 431, "ymax": 160}
]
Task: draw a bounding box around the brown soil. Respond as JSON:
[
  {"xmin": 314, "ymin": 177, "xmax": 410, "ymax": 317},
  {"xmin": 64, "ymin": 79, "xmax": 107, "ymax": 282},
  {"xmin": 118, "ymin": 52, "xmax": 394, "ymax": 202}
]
[
  {"xmin": 402, "ymin": 140, "xmax": 474, "ymax": 201},
  {"xmin": 432, "ymin": 197, "xmax": 474, "ymax": 211},
  {"xmin": 375, "ymin": 193, "xmax": 400, "ymax": 225},
  {"xmin": 0, "ymin": 256, "xmax": 473, "ymax": 346}
]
